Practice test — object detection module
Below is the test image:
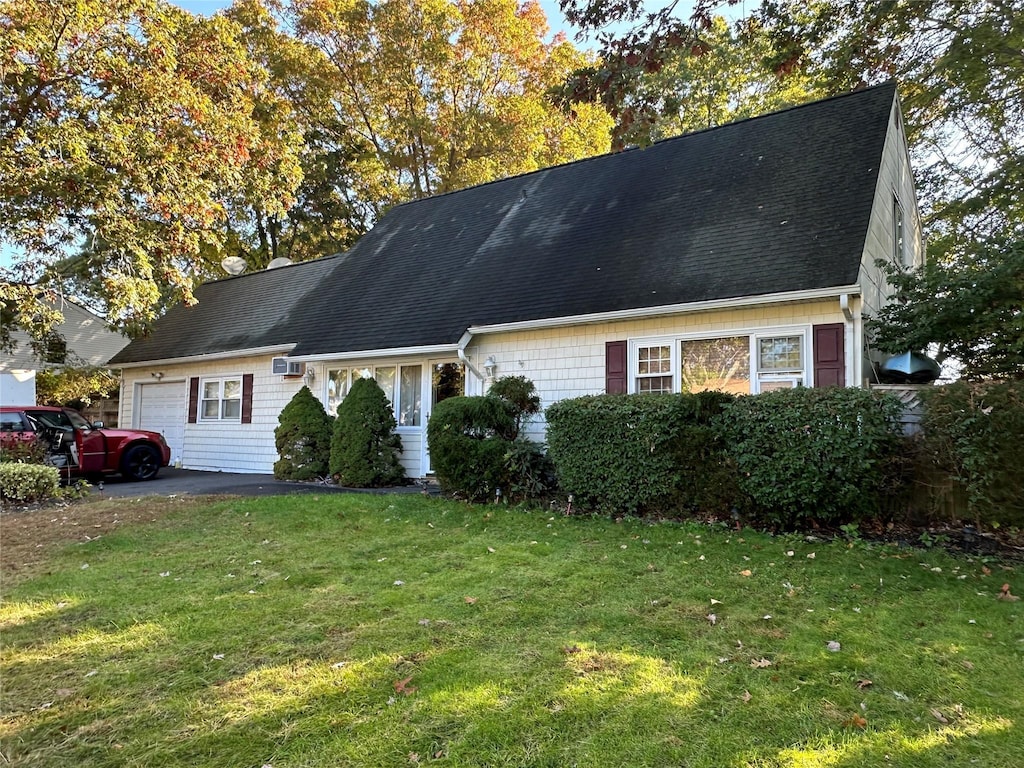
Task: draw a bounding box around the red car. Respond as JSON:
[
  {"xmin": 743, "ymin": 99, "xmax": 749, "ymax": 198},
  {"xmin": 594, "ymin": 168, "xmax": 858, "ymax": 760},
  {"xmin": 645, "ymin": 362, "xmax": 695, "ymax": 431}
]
[{"xmin": 0, "ymin": 405, "xmax": 171, "ymax": 481}]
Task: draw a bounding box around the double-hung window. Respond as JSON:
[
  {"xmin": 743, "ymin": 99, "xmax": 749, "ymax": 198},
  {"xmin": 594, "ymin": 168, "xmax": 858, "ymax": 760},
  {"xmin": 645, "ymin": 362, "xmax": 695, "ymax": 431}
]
[
  {"xmin": 636, "ymin": 344, "xmax": 673, "ymax": 393},
  {"xmin": 200, "ymin": 377, "xmax": 242, "ymax": 421}
]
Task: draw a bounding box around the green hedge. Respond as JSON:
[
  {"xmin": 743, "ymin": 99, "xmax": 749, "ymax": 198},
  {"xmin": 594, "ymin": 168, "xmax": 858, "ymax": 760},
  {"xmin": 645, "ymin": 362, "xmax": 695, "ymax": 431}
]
[
  {"xmin": 0, "ymin": 463, "xmax": 60, "ymax": 503},
  {"xmin": 917, "ymin": 380, "xmax": 1024, "ymax": 527},
  {"xmin": 545, "ymin": 391, "xmax": 735, "ymax": 516},
  {"xmin": 426, "ymin": 396, "xmax": 514, "ymax": 500},
  {"xmin": 717, "ymin": 388, "xmax": 903, "ymax": 527}
]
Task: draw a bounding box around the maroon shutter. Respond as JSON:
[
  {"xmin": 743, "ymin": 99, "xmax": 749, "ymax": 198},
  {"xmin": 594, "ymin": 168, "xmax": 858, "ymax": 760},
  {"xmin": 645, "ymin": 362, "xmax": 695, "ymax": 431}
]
[
  {"xmin": 187, "ymin": 377, "xmax": 200, "ymax": 423},
  {"xmin": 813, "ymin": 323, "xmax": 846, "ymax": 387},
  {"xmin": 605, "ymin": 340, "xmax": 627, "ymax": 394},
  {"xmin": 241, "ymin": 373, "xmax": 254, "ymax": 424}
]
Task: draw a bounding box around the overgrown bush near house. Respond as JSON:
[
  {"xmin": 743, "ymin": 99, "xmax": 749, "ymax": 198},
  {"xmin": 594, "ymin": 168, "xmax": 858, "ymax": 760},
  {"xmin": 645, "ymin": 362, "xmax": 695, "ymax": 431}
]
[
  {"xmin": 427, "ymin": 396, "xmax": 515, "ymax": 500},
  {"xmin": 487, "ymin": 375, "xmax": 541, "ymax": 439},
  {"xmin": 273, "ymin": 386, "xmax": 333, "ymax": 481},
  {"xmin": 918, "ymin": 380, "xmax": 1024, "ymax": 528},
  {"xmin": 0, "ymin": 463, "xmax": 60, "ymax": 503},
  {"xmin": 0, "ymin": 436, "xmax": 49, "ymax": 464},
  {"xmin": 330, "ymin": 377, "xmax": 405, "ymax": 487},
  {"xmin": 427, "ymin": 377, "xmax": 550, "ymax": 501},
  {"xmin": 717, "ymin": 387, "xmax": 903, "ymax": 528},
  {"xmin": 546, "ymin": 391, "xmax": 736, "ymax": 517}
]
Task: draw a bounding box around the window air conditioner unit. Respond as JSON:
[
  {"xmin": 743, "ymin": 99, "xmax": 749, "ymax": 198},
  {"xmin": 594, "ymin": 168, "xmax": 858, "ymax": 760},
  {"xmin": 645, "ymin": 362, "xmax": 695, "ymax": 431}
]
[{"xmin": 272, "ymin": 357, "xmax": 304, "ymax": 377}]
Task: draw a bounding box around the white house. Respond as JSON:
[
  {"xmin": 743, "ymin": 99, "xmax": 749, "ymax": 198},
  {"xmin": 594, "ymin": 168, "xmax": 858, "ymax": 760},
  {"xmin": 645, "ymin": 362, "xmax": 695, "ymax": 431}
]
[
  {"xmin": 109, "ymin": 83, "xmax": 923, "ymax": 476},
  {"xmin": 1, "ymin": 300, "xmax": 128, "ymax": 407}
]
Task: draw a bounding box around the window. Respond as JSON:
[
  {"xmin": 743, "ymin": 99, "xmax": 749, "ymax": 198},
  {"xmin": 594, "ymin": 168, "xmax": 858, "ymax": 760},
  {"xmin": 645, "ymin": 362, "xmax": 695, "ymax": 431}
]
[
  {"xmin": 636, "ymin": 344, "xmax": 673, "ymax": 393},
  {"xmin": 634, "ymin": 331, "xmax": 807, "ymax": 395},
  {"xmin": 893, "ymin": 195, "xmax": 908, "ymax": 267},
  {"xmin": 200, "ymin": 377, "xmax": 241, "ymax": 421},
  {"xmin": 327, "ymin": 364, "xmax": 423, "ymax": 427}
]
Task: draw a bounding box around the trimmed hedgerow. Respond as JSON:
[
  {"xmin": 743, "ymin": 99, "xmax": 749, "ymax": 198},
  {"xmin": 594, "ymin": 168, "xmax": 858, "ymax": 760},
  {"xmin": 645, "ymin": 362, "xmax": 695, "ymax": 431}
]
[
  {"xmin": 427, "ymin": 396, "xmax": 514, "ymax": 501},
  {"xmin": 545, "ymin": 391, "xmax": 736, "ymax": 517},
  {"xmin": 330, "ymin": 377, "xmax": 405, "ymax": 488},
  {"xmin": 273, "ymin": 386, "xmax": 333, "ymax": 481},
  {"xmin": 0, "ymin": 462, "xmax": 60, "ymax": 503},
  {"xmin": 717, "ymin": 387, "xmax": 903, "ymax": 528},
  {"xmin": 917, "ymin": 380, "xmax": 1024, "ymax": 528}
]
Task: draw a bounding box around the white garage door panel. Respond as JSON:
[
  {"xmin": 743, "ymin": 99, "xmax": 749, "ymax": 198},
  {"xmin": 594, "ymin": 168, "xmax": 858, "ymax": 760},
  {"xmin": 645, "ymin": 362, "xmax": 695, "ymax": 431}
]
[{"xmin": 138, "ymin": 382, "xmax": 186, "ymax": 464}]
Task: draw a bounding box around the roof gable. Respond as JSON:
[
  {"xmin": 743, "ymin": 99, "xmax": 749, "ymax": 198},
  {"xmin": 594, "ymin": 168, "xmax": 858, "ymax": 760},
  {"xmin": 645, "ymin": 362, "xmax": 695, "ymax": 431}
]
[{"xmin": 113, "ymin": 83, "xmax": 897, "ymax": 365}]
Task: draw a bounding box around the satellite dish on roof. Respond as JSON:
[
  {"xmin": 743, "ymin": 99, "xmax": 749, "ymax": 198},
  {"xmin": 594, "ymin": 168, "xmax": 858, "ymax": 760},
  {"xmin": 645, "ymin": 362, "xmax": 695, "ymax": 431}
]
[
  {"xmin": 266, "ymin": 257, "xmax": 293, "ymax": 270},
  {"xmin": 221, "ymin": 256, "xmax": 248, "ymax": 276}
]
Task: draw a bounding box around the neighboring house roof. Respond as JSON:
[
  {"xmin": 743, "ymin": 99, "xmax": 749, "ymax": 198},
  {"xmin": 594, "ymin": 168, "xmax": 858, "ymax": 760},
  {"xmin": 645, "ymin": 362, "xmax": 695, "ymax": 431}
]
[
  {"xmin": 1, "ymin": 300, "xmax": 128, "ymax": 372},
  {"xmin": 112, "ymin": 82, "xmax": 897, "ymax": 366}
]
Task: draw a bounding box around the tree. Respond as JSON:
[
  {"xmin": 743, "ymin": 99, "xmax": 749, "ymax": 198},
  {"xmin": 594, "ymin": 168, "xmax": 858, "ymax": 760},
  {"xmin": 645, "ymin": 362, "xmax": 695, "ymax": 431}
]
[
  {"xmin": 34, "ymin": 359, "xmax": 120, "ymax": 409},
  {"xmin": 1, "ymin": 0, "xmax": 304, "ymax": 346},
  {"xmin": 869, "ymin": 236, "xmax": 1024, "ymax": 381},
  {"xmin": 274, "ymin": 385, "xmax": 333, "ymax": 480},
  {"xmin": 330, "ymin": 377, "xmax": 405, "ymax": 487}
]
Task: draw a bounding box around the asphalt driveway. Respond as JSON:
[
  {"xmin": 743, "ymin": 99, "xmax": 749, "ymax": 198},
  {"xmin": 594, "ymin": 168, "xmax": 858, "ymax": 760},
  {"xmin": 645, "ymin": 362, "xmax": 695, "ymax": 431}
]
[{"xmin": 88, "ymin": 467, "xmax": 428, "ymax": 499}]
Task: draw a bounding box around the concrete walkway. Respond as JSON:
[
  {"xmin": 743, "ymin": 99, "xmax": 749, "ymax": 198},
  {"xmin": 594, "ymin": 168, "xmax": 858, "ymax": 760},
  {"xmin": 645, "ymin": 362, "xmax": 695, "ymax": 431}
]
[{"xmin": 88, "ymin": 467, "xmax": 432, "ymax": 499}]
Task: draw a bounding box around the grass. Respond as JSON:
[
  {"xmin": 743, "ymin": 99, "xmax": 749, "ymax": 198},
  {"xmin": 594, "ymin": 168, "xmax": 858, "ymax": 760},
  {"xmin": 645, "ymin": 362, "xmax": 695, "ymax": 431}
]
[{"xmin": 2, "ymin": 493, "xmax": 1022, "ymax": 767}]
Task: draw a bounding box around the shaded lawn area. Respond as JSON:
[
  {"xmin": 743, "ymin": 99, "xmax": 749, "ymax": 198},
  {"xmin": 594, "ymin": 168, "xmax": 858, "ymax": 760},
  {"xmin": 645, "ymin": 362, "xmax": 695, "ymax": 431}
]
[{"xmin": 1, "ymin": 494, "xmax": 1022, "ymax": 767}]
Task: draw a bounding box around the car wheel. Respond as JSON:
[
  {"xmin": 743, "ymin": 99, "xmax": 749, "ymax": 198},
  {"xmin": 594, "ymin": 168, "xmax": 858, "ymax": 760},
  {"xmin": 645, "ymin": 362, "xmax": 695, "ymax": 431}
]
[{"xmin": 122, "ymin": 444, "xmax": 161, "ymax": 481}]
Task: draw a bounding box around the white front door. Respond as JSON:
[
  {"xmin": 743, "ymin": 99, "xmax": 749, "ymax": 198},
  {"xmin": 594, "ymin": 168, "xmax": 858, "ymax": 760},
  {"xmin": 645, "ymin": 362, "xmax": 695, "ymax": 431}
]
[
  {"xmin": 137, "ymin": 381, "xmax": 186, "ymax": 465},
  {"xmin": 422, "ymin": 360, "xmax": 465, "ymax": 475}
]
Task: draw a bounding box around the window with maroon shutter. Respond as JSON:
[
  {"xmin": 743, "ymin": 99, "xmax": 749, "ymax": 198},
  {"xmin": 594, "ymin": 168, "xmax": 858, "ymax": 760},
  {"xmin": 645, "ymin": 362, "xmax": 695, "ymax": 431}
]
[
  {"xmin": 812, "ymin": 323, "xmax": 846, "ymax": 387},
  {"xmin": 187, "ymin": 377, "xmax": 199, "ymax": 423},
  {"xmin": 605, "ymin": 340, "xmax": 627, "ymax": 393}
]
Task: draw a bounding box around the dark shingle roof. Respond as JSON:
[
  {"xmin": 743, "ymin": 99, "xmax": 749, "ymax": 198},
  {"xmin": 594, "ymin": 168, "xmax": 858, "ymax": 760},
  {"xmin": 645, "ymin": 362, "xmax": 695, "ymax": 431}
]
[{"xmin": 112, "ymin": 83, "xmax": 896, "ymax": 365}]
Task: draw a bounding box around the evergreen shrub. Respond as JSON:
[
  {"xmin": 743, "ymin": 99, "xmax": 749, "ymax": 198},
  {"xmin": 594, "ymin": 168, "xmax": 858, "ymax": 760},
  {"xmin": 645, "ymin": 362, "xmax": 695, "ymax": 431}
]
[
  {"xmin": 273, "ymin": 386, "xmax": 333, "ymax": 481},
  {"xmin": 717, "ymin": 387, "xmax": 903, "ymax": 528},
  {"xmin": 918, "ymin": 380, "xmax": 1024, "ymax": 527},
  {"xmin": 0, "ymin": 463, "xmax": 60, "ymax": 502},
  {"xmin": 427, "ymin": 395, "xmax": 514, "ymax": 500},
  {"xmin": 330, "ymin": 377, "xmax": 405, "ymax": 487},
  {"xmin": 546, "ymin": 391, "xmax": 735, "ymax": 516}
]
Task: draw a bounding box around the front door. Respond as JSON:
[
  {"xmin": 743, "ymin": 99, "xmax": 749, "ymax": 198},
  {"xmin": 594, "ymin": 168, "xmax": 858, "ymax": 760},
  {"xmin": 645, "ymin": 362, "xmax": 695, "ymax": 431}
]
[{"xmin": 423, "ymin": 360, "xmax": 465, "ymax": 474}]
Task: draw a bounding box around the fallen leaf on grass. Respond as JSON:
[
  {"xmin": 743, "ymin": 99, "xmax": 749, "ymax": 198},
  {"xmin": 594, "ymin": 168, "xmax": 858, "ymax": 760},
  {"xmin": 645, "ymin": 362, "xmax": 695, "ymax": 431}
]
[
  {"xmin": 998, "ymin": 583, "xmax": 1020, "ymax": 601},
  {"xmin": 982, "ymin": 566, "xmax": 992, "ymax": 576},
  {"xmin": 857, "ymin": 679, "xmax": 873, "ymax": 689},
  {"xmin": 562, "ymin": 645, "xmax": 582, "ymax": 655},
  {"xmin": 750, "ymin": 657, "xmax": 772, "ymax": 669},
  {"xmin": 740, "ymin": 569, "xmax": 752, "ymax": 577},
  {"xmin": 741, "ymin": 690, "xmax": 752, "ymax": 703},
  {"xmin": 212, "ymin": 654, "xmax": 225, "ymax": 660},
  {"xmin": 893, "ymin": 690, "xmax": 910, "ymax": 702},
  {"xmin": 707, "ymin": 613, "xmax": 717, "ymax": 626},
  {"xmin": 827, "ymin": 641, "xmax": 841, "ymax": 652},
  {"xmin": 464, "ymin": 596, "xmax": 477, "ymax": 604},
  {"xmin": 393, "ymin": 676, "xmax": 417, "ymax": 696},
  {"xmin": 487, "ymin": 547, "xmax": 496, "ymax": 553},
  {"xmin": 961, "ymin": 660, "xmax": 974, "ymax": 671},
  {"xmin": 930, "ymin": 708, "xmax": 950, "ymax": 724},
  {"xmin": 710, "ymin": 598, "xmax": 723, "ymax": 605},
  {"xmin": 844, "ymin": 714, "xmax": 867, "ymax": 729}
]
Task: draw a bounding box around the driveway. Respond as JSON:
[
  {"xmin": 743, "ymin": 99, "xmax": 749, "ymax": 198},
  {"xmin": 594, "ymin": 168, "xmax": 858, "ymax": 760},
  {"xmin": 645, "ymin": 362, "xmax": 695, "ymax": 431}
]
[{"xmin": 88, "ymin": 468, "xmax": 429, "ymax": 499}]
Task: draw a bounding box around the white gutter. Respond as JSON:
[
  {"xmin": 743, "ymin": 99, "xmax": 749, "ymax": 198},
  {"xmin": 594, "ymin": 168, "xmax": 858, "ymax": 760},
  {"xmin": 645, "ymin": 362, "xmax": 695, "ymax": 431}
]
[
  {"xmin": 294, "ymin": 343, "xmax": 460, "ymax": 363},
  {"xmin": 457, "ymin": 331, "xmax": 485, "ymax": 381},
  {"xmin": 840, "ymin": 293, "xmax": 854, "ymax": 321},
  {"xmin": 114, "ymin": 343, "xmax": 297, "ymax": 369},
  {"xmin": 468, "ymin": 285, "xmax": 862, "ymax": 336}
]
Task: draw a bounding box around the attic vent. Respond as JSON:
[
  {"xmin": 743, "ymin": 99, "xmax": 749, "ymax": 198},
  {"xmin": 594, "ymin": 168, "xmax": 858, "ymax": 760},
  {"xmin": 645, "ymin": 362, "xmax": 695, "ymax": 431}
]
[{"xmin": 272, "ymin": 357, "xmax": 304, "ymax": 377}]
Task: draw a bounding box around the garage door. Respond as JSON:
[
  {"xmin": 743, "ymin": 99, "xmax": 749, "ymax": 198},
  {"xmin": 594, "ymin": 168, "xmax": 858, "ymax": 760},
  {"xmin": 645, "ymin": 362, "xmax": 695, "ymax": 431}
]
[{"xmin": 137, "ymin": 382, "xmax": 186, "ymax": 465}]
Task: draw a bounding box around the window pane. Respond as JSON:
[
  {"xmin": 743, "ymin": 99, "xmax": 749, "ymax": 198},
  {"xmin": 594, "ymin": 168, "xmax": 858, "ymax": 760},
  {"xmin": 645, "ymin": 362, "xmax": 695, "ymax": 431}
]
[
  {"xmin": 758, "ymin": 336, "xmax": 802, "ymax": 371},
  {"xmin": 222, "ymin": 399, "xmax": 241, "ymax": 420},
  {"xmin": 223, "ymin": 379, "xmax": 241, "ymax": 399},
  {"xmin": 637, "ymin": 375, "xmax": 673, "ymax": 393},
  {"xmin": 203, "ymin": 381, "xmax": 220, "ymax": 399},
  {"xmin": 399, "ymin": 366, "xmax": 422, "ymax": 426},
  {"xmin": 327, "ymin": 369, "xmax": 349, "ymax": 415},
  {"xmin": 681, "ymin": 337, "xmax": 750, "ymax": 394},
  {"xmin": 375, "ymin": 366, "xmax": 396, "ymax": 406},
  {"xmin": 202, "ymin": 400, "xmax": 220, "ymax": 418}
]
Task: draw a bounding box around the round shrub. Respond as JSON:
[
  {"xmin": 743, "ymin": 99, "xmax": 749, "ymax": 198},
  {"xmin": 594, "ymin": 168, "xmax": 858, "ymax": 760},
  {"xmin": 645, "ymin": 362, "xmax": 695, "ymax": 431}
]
[
  {"xmin": 487, "ymin": 375, "xmax": 541, "ymax": 439},
  {"xmin": 330, "ymin": 377, "xmax": 405, "ymax": 487},
  {"xmin": 273, "ymin": 386, "xmax": 333, "ymax": 481},
  {"xmin": 716, "ymin": 387, "xmax": 903, "ymax": 528},
  {"xmin": 0, "ymin": 462, "xmax": 60, "ymax": 502},
  {"xmin": 427, "ymin": 395, "xmax": 515, "ymax": 500}
]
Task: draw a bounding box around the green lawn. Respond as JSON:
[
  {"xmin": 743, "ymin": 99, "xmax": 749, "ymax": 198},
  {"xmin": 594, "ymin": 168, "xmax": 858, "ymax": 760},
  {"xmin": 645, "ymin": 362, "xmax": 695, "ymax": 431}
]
[{"xmin": 2, "ymin": 494, "xmax": 1022, "ymax": 767}]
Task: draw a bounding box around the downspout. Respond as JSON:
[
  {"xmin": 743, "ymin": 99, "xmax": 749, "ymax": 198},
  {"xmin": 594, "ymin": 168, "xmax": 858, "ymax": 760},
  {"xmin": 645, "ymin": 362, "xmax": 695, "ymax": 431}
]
[
  {"xmin": 839, "ymin": 293, "xmax": 858, "ymax": 386},
  {"xmin": 457, "ymin": 330, "xmax": 486, "ymax": 383}
]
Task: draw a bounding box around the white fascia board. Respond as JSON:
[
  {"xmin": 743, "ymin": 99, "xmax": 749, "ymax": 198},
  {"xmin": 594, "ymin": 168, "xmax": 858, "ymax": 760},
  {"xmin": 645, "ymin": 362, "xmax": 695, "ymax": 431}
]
[
  {"xmin": 467, "ymin": 286, "xmax": 863, "ymax": 335},
  {"xmin": 114, "ymin": 344, "xmax": 297, "ymax": 369},
  {"xmin": 294, "ymin": 343, "xmax": 460, "ymax": 363}
]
